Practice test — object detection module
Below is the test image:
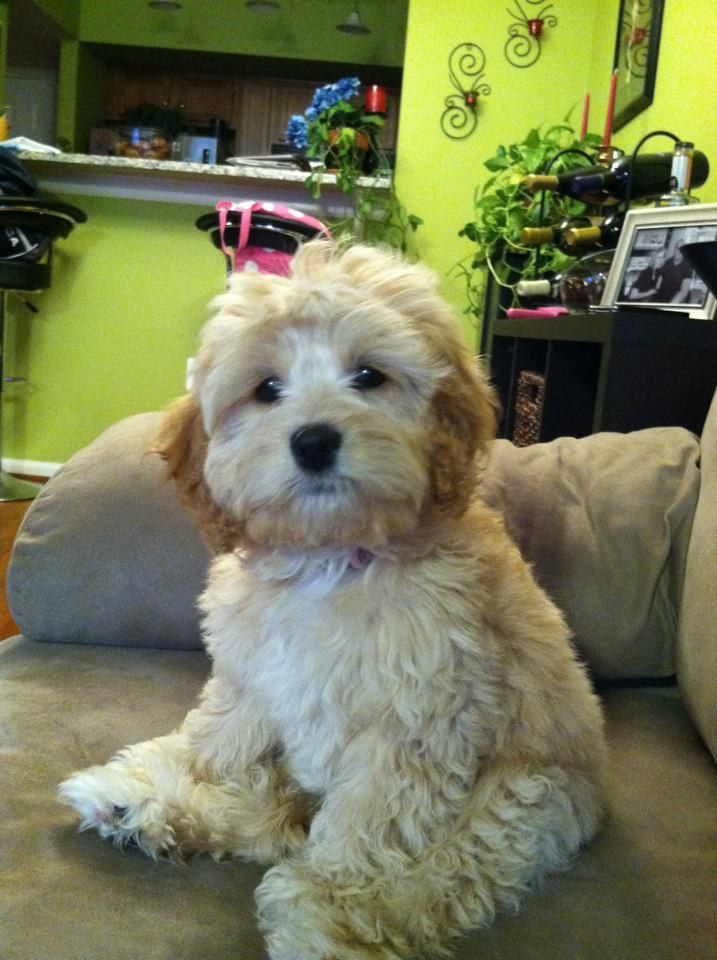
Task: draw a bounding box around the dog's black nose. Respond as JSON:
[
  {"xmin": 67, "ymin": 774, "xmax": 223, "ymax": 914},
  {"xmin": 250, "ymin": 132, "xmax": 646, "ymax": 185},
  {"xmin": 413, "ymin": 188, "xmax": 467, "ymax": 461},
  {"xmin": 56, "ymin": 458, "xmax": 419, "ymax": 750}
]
[{"xmin": 290, "ymin": 423, "xmax": 343, "ymax": 473}]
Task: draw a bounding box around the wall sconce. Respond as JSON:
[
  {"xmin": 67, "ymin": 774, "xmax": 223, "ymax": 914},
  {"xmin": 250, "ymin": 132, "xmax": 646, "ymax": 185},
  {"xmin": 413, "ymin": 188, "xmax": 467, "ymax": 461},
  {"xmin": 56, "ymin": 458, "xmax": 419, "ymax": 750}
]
[
  {"xmin": 337, "ymin": 4, "xmax": 370, "ymax": 35},
  {"xmin": 505, "ymin": 1, "xmax": 558, "ymax": 68},
  {"xmin": 440, "ymin": 43, "xmax": 491, "ymax": 140}
]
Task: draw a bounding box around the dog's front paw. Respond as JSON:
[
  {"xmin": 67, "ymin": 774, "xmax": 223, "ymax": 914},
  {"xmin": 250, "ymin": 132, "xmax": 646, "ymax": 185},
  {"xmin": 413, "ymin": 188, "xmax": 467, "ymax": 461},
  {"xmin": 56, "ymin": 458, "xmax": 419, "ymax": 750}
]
[
  {"xmin": 257, "ymin": 863, "xmax": 403, "ymax": 960},
  {"xmin": 58, "ymin": 765, "xmax": 176, "ymax": 859}
]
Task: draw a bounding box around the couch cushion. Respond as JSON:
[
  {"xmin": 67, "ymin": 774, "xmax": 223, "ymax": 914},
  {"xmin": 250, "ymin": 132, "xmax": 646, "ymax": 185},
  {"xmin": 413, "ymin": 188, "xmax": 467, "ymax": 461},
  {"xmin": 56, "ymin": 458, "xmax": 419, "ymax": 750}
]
[
  {"xmin": 7, "ymin": 413, "xmax": 210, "ymax": 649},
  {"xmin": 8, "ymin": 414, "xmax": 700, "ymax": 675},
  {"xmin": 481, "ymin": 428, "xmax": 700, "ymax": 680},
  {"xmin": 677, "ymin": 388, "xmax": 717, "ymax": 762},
  {"xmin": 1, "ymin": 636, "xmax": 715, "ymax": 960}
]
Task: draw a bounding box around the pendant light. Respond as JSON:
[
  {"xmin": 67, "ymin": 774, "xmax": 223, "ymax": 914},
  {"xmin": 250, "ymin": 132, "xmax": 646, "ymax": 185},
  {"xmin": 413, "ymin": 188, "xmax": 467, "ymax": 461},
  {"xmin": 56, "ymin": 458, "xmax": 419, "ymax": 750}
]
[{"xmin": 337, "ymin": 3, "xmax": 370, "ymax": 35}]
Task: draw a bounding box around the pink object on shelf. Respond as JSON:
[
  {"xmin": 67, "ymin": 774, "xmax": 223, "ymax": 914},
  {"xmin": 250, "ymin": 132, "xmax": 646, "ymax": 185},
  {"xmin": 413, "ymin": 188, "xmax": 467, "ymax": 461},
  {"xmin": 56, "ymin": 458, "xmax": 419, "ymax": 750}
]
[{"xmin": 506, "ymin": 307, "xmax": 569, "ymax": 319}]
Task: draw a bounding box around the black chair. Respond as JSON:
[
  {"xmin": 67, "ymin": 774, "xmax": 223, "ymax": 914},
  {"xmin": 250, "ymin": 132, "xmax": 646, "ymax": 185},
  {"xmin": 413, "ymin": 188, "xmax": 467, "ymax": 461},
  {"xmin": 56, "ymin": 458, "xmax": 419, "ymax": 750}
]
[{"xmin": 0, "ymin": 198, "xmax": 86, "ymax": 501}]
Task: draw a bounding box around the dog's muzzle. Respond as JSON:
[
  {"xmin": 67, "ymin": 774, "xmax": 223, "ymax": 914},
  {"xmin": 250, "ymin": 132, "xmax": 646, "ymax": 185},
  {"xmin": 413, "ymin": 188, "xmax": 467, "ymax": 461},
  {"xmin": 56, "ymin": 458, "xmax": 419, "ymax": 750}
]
[{"xmin": 290, "ymin": 423, "xmax": 343, "ymax": 474}]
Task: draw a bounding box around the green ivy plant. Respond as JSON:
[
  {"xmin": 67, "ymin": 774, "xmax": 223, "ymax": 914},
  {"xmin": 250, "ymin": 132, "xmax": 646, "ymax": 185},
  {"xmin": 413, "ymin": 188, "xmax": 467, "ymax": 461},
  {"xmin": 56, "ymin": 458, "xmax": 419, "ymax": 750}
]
[
  {"xmin": 456, "ymin": 119, "xmax": 603, "ymax": 320},
  {"xmin": 285, "ymin": 78, "xmax": 422, "ymax": 252}
]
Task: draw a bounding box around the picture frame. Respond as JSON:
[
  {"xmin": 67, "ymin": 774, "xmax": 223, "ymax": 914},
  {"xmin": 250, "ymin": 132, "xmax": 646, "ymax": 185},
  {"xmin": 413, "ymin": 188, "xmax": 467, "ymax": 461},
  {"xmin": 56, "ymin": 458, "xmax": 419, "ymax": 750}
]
[
  {"xmin": 601, "ymin": 203, "xmax": 717, "ymax": 320},
  {"xmin": 612, "ymin": 0, "xmax": 665, "ymax": 132}
]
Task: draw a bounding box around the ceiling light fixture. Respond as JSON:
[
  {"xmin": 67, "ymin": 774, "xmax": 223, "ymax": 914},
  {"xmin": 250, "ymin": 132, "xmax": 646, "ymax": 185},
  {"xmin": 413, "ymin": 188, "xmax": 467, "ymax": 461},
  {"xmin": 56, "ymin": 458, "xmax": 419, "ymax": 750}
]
[
  {"xmin": 337, "ymin": 4, "xmax": 370, "ymax": 35},
  {"xmin": 245, "ymin": 0, "xmax": 281, "ymax": 12}
]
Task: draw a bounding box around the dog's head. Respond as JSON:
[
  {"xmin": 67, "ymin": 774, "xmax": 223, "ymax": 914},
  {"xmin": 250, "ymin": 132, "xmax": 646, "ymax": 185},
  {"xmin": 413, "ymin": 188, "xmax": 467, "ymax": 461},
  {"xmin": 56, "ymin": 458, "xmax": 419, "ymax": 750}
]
[{"xmin": 155, "ymin": 242, "xmax": 497, "ymax": 552}]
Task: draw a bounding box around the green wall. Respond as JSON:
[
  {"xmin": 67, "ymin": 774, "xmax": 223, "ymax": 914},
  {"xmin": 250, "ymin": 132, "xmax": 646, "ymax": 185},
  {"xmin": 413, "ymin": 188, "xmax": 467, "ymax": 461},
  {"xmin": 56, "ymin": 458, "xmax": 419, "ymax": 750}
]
[
  {"xmin": 3, "ymin": 0, "xmax": 717, "ymax": 467},
  {"xmin": 30, "ymin": 0, "xmax": 78, "ymax": 35},
  {"xmin": 396, "ymin": 0, "xmax": 602, "ymax": 342},
  {"xmin": 587, "ymin": 0, "xmax": 717, "ymax": 196},
  {"xmin": 3, "ymin": 194, "xmax": 220, "ymax": 465},
  {"xmin": 77, "ymin": 0, "xmax": 408, "ymax": 68},
  {"xmin": 396, "ymin": 0, "xmax": 717, "ymax": 344}
]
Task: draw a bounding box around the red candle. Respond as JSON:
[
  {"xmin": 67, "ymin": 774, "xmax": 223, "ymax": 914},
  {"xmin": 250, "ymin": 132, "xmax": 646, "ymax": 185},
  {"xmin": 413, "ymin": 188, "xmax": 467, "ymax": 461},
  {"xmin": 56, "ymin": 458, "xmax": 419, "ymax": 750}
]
[
  {"xmin": 365, "ymin": 85, "xmax": 387, "ymax": 115},
  {"xmin": 527, "ymin": 18, "xmax": 544, "ymax": 37},
  {"xmin": 603, "ymin": 69, "xmax": 618, "ymax": 146},
  {"xmin": 580, "ymin": 92, "xmax": 590, "ymax": 140}
]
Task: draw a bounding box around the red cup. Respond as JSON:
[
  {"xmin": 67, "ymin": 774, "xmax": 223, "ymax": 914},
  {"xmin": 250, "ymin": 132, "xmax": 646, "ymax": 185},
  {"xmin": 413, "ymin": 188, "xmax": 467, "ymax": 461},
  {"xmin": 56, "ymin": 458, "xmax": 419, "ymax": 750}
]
[{"xmin": 365, "ymin": 85, "xmax": 387, "ymax": 114}]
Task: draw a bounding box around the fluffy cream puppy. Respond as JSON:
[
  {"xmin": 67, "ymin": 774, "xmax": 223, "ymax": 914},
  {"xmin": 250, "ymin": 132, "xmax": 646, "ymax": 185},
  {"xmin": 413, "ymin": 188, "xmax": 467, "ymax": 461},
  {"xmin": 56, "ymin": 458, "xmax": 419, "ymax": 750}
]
[{"xmin": 59, "ymin": 241, "xmax": 606, "ymax": 960}]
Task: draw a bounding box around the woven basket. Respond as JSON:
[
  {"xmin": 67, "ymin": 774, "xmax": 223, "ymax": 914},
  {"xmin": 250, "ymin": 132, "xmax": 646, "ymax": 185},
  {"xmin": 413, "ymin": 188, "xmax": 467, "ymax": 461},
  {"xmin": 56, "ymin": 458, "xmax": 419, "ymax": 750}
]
[{"xmin": 512, "ymin": 370, "xmax": 546, "ymax": 447}]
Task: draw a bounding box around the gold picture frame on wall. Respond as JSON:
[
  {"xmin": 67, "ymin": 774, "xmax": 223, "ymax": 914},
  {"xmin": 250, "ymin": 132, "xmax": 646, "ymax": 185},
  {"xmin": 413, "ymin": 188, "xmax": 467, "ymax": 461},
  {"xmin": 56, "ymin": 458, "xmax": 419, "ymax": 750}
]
[{"xmin": 612, "ymin": 0, "xmax": 665, "ymax": 132}]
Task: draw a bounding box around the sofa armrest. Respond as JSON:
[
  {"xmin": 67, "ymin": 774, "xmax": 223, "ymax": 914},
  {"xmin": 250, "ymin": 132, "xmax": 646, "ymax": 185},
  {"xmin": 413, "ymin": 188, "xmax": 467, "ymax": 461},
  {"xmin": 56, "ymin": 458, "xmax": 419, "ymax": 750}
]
[
  {"xmin": 677, "ymin": 388, "xmax": 717, "ymax": 763},
  {"xmin": 7, "ymin": 413, "xmax": 209, "ymax": 649}
]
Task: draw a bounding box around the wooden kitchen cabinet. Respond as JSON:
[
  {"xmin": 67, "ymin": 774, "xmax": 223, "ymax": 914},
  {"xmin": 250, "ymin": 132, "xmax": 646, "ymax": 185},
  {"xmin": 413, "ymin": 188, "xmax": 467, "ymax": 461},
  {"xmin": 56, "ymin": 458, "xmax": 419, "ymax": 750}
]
[
  {"xmin": 170, "ymin": 73, "xmax": 235, "ymax": 122},
  {"xmin": 104, "ymin": 67, "xmax": 234, "ymax": 124},
  {"xmin": 105, "ymin": 68, "xmax": 172, "ymax": 120},
  {"xmin": 102, "ymin": 66, "xmax": 399, "ymax": 155}
]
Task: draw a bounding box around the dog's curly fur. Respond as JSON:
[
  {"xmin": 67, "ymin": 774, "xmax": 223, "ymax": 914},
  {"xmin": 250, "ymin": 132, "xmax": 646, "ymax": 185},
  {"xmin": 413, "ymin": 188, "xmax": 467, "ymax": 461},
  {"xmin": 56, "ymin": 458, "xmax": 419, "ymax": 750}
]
[{"xmin": 59, "ymin": 241, "xmax": 606, "ymax": 959}]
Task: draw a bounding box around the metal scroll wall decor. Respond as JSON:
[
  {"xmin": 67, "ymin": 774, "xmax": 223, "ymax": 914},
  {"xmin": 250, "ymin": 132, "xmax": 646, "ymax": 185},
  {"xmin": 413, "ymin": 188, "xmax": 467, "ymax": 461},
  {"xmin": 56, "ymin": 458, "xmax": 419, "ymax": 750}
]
[
  {"xmin": 504, "ymin": 0, "xmax": 558, "ymax": 68},
  {"xmin": 440, "ymin": 43, "xmax": 491, "ymax": 140}
]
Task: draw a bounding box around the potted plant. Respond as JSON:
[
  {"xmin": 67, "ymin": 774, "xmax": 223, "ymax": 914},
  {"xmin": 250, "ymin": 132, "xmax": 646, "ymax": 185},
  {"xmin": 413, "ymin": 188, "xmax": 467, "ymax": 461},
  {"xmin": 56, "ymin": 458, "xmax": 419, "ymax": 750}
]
[
  {"xmin": 456, "ymin": 119, "xmax": 603, "ymax": 323},
  {"xmin": 286, "ymin": 77, "xmax": 422, "ymax": 252},
  {"xmin": 286, "ymin": 77, "xmax": 385, "ymax": 197}
]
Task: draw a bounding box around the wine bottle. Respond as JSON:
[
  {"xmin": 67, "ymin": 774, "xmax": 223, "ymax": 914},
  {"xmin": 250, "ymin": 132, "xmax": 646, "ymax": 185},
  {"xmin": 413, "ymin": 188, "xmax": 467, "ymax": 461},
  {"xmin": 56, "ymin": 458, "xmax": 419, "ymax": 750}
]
[
  {"xmin": 570, "ymin": 150, "xmax": 709, "ymax": 204},
  {"xmin": 523, "ymin": 150, "xmax": 709, "ymax": 205},
  {"xmin": 565, "ymin": 210, "xmax": 624, "ymax": 248},
  {"xmin": 657, "ymin": 141, "xmax": 699, "ymax": 206},
  {"xmin": 521, "ymin": 215, "xmax": 602, "ymax": 249},
  {"xmin": 516, "ymin": 275, "xmax": 562, "ymax": 300},
  {"xmin": 522, "ymin": 166, "xmax": 607, "ymax": 200}
]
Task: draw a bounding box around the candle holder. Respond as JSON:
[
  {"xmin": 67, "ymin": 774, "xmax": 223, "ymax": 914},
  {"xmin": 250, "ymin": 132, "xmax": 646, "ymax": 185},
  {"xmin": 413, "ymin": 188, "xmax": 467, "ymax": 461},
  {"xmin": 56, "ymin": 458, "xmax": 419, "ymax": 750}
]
[
  {"xmin": 440, "ymin": 43, "xmax": 491, "ymax": 140},
  {"xmin": 505, "ymin": 0, "xmax": 557, "ymax": 68}
]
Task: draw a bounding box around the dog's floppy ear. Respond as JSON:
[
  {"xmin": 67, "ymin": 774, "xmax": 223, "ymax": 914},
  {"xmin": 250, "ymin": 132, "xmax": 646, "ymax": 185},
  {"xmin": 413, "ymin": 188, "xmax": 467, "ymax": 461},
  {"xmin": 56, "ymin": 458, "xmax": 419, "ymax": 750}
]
[
  {"xmin": 152, "ymin": 394, "xmax": 242, "ymax": 553},
  {"xmin": 427, "ymin": 344, "xmax": 499, "ymax": 519}
]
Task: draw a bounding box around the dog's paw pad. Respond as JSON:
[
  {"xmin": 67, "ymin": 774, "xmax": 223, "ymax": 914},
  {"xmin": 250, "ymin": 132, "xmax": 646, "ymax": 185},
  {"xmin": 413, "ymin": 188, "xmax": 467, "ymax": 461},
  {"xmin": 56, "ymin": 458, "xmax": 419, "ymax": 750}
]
[{"xmin": 58, "ymin": 767, "xmax": 175, "ymax": 858}]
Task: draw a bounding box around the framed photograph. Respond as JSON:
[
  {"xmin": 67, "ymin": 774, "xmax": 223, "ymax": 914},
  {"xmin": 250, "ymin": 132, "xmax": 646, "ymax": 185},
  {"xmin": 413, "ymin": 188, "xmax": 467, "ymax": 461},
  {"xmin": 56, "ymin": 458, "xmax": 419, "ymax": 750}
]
[
  {"xmin": 612, "ymin": 0, "xmax": 665, "ymax": 131},
  {"xmin": 601, "ymin": 203, "xmax": 717, "ymax": 320}
]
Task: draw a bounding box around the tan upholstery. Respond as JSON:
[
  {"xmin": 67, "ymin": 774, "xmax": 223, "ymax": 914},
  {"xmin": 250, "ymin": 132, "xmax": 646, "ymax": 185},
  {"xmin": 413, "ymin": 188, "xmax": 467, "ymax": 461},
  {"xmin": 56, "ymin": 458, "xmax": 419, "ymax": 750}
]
[{"xmin": 677, "ymin": 389, "xmax": 717, "ymax": 761}]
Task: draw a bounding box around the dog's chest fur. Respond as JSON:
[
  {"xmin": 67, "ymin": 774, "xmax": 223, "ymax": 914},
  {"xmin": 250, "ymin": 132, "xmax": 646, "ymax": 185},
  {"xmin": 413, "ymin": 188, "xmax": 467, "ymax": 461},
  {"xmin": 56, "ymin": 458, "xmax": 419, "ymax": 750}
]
[{"xmin": 202, "ymin": 545, "xmax": 500, "ymax": 794}]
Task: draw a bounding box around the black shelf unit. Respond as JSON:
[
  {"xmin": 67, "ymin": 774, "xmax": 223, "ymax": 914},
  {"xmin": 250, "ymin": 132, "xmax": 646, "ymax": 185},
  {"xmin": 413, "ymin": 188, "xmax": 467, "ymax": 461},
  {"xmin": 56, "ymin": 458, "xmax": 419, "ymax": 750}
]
[{"xmin": 484, "ymin": 309, "xmax": 717, "ymax": 443}]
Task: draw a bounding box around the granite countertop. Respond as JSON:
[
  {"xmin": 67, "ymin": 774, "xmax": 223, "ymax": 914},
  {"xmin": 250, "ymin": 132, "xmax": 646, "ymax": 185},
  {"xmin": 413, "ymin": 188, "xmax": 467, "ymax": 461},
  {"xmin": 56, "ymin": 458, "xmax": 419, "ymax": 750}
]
[
  {"xmin": 18, "ymin": 151, "xmax": 389, "ymax": 215},
  {"xmin": 18, "ymin": 151, "xmax": 390, "ymax": 190}
]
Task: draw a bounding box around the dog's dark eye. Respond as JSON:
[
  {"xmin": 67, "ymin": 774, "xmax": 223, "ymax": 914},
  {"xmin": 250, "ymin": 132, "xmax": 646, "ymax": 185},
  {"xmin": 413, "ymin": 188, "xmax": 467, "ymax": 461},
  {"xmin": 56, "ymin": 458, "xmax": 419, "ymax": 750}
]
[
  {"xmin": 254, "ymin": 378, "xmax": 283, "ymax": 403},
  {"xmin": 351, "ymin": 366, "xmax": 386, "ymax": 391}
]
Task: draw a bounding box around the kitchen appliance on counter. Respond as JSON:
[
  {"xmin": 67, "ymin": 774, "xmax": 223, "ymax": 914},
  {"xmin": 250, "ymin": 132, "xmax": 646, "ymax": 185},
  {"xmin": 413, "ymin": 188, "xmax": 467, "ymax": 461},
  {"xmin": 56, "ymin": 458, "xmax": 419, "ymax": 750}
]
[{"xmin": 177, "ymin": 134, "xmax": 219, "ymax": 165}]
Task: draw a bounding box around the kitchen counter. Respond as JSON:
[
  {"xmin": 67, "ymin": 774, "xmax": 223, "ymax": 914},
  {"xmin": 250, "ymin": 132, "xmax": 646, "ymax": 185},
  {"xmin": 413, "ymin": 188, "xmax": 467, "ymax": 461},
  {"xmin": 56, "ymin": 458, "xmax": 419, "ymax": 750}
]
[{"xmin": 19, "ymin": 152, "xmax": 389, "ymax": 218}]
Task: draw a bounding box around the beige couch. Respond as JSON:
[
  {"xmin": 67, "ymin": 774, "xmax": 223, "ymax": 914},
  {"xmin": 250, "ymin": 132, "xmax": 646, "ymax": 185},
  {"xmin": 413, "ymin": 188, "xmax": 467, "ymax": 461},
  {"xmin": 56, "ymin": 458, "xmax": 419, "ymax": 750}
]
[{"xmin": 1, "ymin": 390, "xmax": 716, "ymax": 960}]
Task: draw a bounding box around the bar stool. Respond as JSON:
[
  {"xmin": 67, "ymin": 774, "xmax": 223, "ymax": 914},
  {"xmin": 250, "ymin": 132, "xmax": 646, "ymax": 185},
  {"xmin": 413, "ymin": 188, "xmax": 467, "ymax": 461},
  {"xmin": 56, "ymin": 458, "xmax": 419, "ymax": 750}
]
[
  {"xmin": 0, "ymin": 198, "xmax": 87, "ymax": 501},
  {"xmin": 195, "ymin": 201, "xmax": 329, "ymax": 283}
]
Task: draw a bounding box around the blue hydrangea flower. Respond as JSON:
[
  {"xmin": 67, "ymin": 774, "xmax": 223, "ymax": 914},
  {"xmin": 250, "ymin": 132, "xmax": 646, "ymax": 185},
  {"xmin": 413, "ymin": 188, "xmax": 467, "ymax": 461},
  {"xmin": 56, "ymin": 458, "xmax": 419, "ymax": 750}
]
[
  {"xmin": 309, "ymin": 77, "xmax": 360, "ymax": 115},
  {"xmin": 285, "ymin": 114, "xmax": 308, "ymax": 149}
]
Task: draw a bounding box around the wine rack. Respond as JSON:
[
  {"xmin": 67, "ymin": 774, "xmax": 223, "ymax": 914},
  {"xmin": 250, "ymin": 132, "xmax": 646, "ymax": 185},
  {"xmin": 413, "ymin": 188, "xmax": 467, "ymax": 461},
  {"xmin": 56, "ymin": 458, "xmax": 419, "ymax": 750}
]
[{"xmin": 482, "ymin": 308, "xmax": 717, "ymax": 444}]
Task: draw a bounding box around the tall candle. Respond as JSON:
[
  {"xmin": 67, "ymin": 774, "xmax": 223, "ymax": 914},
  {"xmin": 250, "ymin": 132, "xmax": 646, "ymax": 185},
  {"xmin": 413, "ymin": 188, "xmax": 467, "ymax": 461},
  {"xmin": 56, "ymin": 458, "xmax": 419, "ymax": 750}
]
[
  {"xmin": 603, "ymin": 69, "xmax": 618, "ymax": 146},
  {"xmin": 580, "ymin": 92, "xmax": 590, "ymax": 140}
]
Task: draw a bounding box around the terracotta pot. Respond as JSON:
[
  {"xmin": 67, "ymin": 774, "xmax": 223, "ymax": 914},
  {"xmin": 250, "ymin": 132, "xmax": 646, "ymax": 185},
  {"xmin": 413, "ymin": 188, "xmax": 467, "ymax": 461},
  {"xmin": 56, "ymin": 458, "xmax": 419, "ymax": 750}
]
[{"xmin": 326, "ymin": 128, "xmax": 370, "ymax": 173}]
